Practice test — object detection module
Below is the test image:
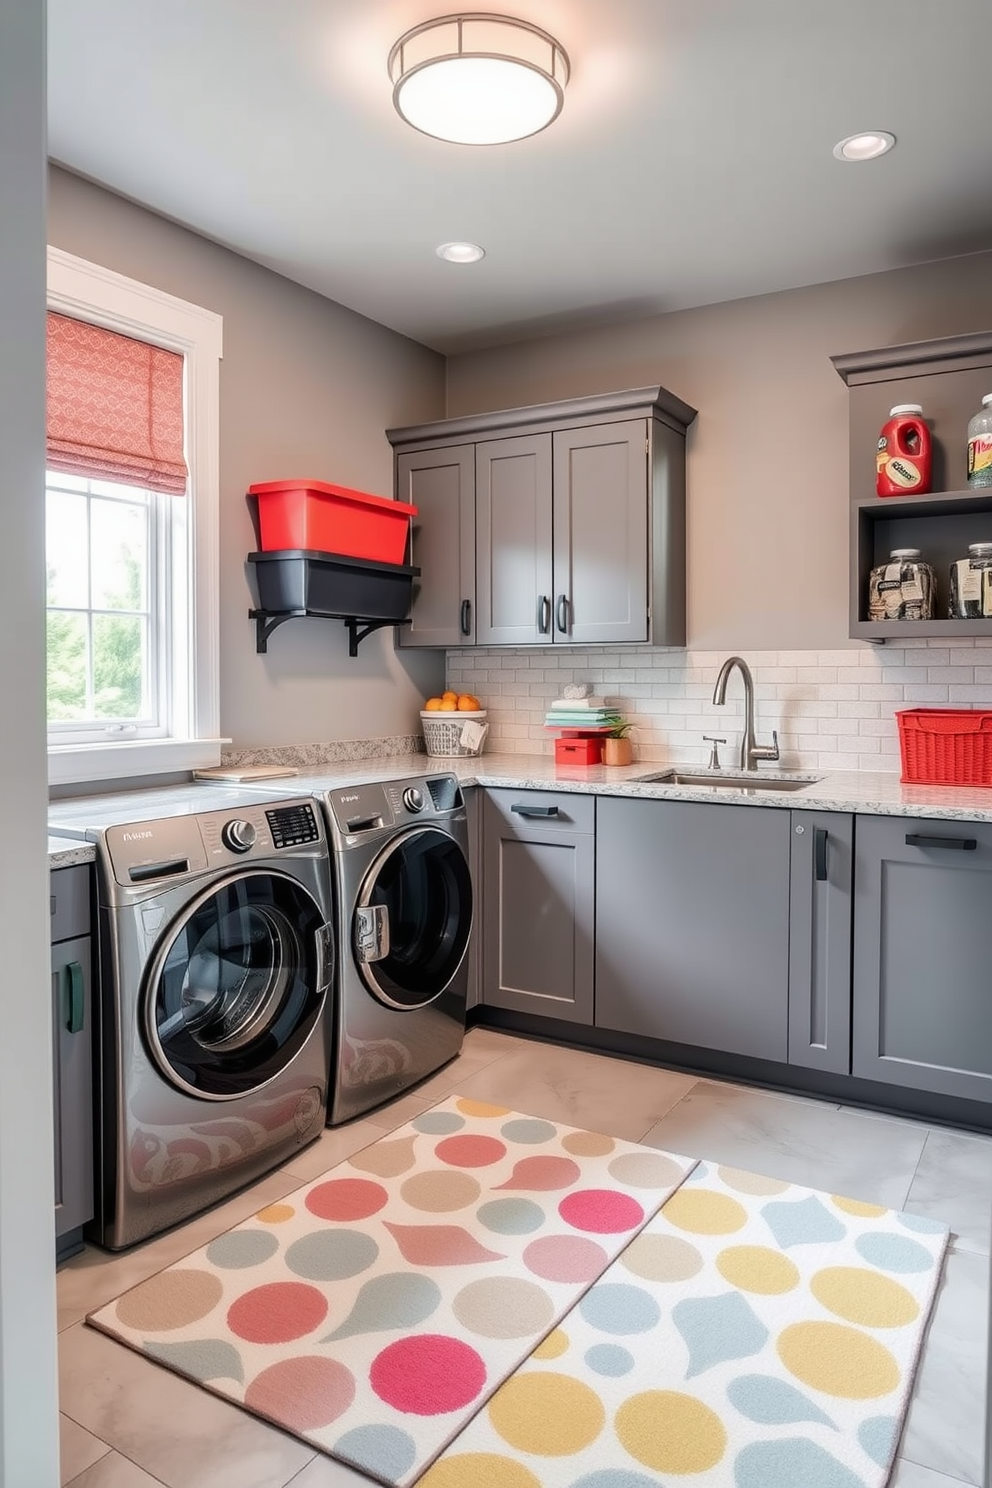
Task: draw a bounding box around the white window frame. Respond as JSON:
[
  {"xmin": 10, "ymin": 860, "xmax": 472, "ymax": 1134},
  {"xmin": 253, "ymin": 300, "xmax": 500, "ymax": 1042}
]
[{"xmin": 46, "ymin": 247, "xmax": 225, "ymax": 785}]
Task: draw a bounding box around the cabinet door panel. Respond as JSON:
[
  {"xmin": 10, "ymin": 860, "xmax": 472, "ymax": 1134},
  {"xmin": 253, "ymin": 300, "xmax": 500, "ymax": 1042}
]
[
  {"xmin": 482, "ymin": 795, "xmax": 594, "ymax": 1024},
  {"xmin": 51, "ymin": 933, "xmax": 94, "ymax": 1243},
  {"xmin": 853, "ymin": 815, "xmax": 992, "ymax": 1101},
  {"xmin": 396, "ymin": 446, "xmax": 475, "ymax": 647},
  {"xmin": 476, "ymin": 433, "xmax": 553, "ymax": 646},
  {"xmin": 788, "ymin": 811, "xmax": 853, "ymax": 1074},
  {"xmin": 595, "ymin": 797, "xmax": 790, "ymax": 1060},
  {"xmin": 552, "ymin": 420, "xmax": 648, "ymax": 644}
]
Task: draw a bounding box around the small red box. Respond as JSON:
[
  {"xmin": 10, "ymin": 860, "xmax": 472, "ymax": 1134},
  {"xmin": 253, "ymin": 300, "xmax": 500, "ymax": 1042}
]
[
  {"xmin": 248, "ymin": 480, "xmax": 417, "ymax": 565},
  {"xmin": 896, "ymin": 708, "xmax": 992, "ymax": 786},
  {"xmin": 555, "ymin": 736, "xmax": 604, "ymax": 765}
]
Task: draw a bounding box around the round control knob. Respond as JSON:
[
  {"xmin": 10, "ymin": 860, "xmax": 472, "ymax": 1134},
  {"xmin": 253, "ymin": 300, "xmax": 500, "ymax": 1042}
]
[
  {"xmin": 222, "ymin": 818, "xmax": 257, "ymax": 853},
  {"xmin": 402, "ymin": 786, "xmax": 425, "ymax": 813}
]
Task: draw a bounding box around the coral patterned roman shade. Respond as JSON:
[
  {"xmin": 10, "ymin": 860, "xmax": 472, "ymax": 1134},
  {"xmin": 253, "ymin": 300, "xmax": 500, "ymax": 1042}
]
[{"xmin": 46, "ymin": 312, "xmax": 188, "ymax": 494}]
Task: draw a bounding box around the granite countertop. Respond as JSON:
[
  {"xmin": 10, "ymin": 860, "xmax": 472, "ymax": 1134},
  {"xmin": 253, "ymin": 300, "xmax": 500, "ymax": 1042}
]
[
  {"xmin": 48, "ymin": 835, "xmax": 96, "ymax": 869},
  {"xmin": 46, "ymin": 752, "xmax": 992, "ymax": 859}
]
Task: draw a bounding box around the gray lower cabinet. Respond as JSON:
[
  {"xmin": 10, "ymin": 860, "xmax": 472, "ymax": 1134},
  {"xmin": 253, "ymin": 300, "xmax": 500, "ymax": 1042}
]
[
  {"xmin": 464, "ymin": 786, "xmax": 482, "ymax": 1010},
  {"xmin": 395, "ymin": 444, "xmax": 476, "ymax": 647},
  {"xmin": 852, "ymin": 814, "xmax": 992, "ymax": 1102},
  {"xmin": 595, "ymin": 797, "xmax": 791, "ymax": 1061},
  {"xmin": 788, "ymin": 811, "xmax": 854, "ymax": 1075},
  {"xmin": 50, "ymin": 865, "xmax": 95, "ymax": 1261},
  {"xmin": 482, "ymin": 790, "xmax": 595, "ymax": 1024}
]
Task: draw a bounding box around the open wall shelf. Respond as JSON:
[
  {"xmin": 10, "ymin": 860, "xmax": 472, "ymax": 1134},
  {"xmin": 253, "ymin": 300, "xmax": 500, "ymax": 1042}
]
[{"xmin": 833, "ymin": 331, "xmax": 992, "ymax": 642}]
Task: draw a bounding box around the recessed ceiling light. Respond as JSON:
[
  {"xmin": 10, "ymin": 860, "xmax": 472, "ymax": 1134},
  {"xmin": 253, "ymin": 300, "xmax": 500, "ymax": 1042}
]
[
  {"xmin": 389, "ymin": 14, "xmax": 569, "ymax": 146},
  {"xmin": 833, "ymin": 131, "xmax": 896, "ymax": 162},
  {"xmin": 436, "ymin": 241, "xmax": 486, "ymax": 263}
]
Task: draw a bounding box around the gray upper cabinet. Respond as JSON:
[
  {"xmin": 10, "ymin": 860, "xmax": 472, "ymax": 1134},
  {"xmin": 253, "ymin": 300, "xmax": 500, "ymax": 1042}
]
[
  {"xmin": 595, "ymin": 797, "xmax": 791, "ymax": 1061},
  {"xmin": 552, "ymin": 421, "xmax": 649, "ymax": 645},
  {"xmin": 395, "ymin": 444, "xmax": 476, "ymax": 647},
  {"xmin": 852, "ymin": 813, "xmax": 992, "ymax": 1103},
  {"xmin": 476, "ymin": 432, "xmax": 554, "ymax": 645},
  {"xmin": 788, "ymin": 811, "xmax": 854, "ymax": 1075},
  {"xmin": 387, "ymin": 385, "xmax": 696, "ymax": 648},
  {"xmin": 482, "ymin": 790, "xmax": 595, "ymax": 1024}
]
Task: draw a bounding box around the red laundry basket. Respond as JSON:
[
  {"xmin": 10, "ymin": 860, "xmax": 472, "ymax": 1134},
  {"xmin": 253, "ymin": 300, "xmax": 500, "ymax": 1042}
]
[{"xmin": 248, "ymin": 480, "xmax": 417, "ymax": 565}]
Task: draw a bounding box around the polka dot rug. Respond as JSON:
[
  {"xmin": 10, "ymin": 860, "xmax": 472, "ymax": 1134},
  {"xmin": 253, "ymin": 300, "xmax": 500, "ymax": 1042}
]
[
  {"xmin": 87, "ymin": 1097, "xmax": 696, "ymax": 1485},
  {"xmin": 421, "ymin": 1158, "xmax": 949, "ymax": 1488}
]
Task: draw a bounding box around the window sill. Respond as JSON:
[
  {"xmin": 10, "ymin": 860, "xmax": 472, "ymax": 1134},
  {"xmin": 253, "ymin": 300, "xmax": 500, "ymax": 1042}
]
[{"xmin": 48, "ymin": 738, "xmax": 230, "ymax": 787}]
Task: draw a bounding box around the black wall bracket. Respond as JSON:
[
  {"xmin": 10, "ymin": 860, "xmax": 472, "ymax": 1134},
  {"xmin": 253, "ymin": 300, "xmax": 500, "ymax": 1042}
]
[{"xmin": 249, "ymin": 609, "xmax": 410, "ymax": 656}]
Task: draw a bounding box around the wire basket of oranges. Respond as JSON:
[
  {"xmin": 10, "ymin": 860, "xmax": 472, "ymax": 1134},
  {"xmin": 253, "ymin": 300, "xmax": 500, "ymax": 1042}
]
[{"xmin": 420, "ymin": 693, "xmax": 488, "ymax": 758}]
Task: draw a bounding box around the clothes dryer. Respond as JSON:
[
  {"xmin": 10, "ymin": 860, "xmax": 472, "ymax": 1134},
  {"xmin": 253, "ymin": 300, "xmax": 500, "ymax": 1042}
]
[{"xmin": 50, "ymin": 786, "xmax": 334, "ymax": 1248}]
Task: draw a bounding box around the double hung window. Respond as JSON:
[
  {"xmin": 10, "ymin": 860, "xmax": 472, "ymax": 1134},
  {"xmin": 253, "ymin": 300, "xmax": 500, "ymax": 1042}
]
[{"xmin": 46, "ymin": 249, "xmax": 223, "ymax": 784}]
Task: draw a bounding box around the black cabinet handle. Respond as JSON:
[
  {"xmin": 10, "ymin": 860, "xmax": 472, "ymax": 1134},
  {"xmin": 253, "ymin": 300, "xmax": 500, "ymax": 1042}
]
[
  {"xmin": 556, "ymin": 593, "xmax": 570, "ymax": 634},
  {"xmin": 511, "ymin": 804, "xmax": 560, "ymax": 818},
  {"xmin": 64, "ymin": 961, "xmax": 85, "ymax": 1034},
  {"xmin": 905, "ymin": 833, "xmax": 978, "ymax": 852},
  {"xmin": 814, "ymin": 827, "xmax": 829, "ymax": 881},
  {"xmin": 537, "ymin": 595, "xmax": 551, "ymax": 634},
  {"xmin": 460, "ymin": 598, "xmax": 472, "ymax": 636}
]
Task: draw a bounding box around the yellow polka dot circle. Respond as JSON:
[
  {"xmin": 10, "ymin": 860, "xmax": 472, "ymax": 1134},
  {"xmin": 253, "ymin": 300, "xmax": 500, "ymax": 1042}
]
[
  {"xmin": 811, "ymin": 1266, "xmax": 920, "ymax": 1328},
  {"xmin": 257, "ymin": 1203, "xmax": 295, "ymax": 1223},
  {"xmin": 662, "ymin": 1188, "xmax": 747, "ymax": 1235},
  {"xmin": 532, "ymin": 1328, "xmax": 569, "ymax": 1360},
  {"xmin": 778, "ymin": 1321, "xmax": 900, "ymax": 1398},
  {"xmin": 832, "ymin": 1195, "xmax": 887, "ymax": 1218},
  {"xmin": 420, "ymin": 1454, "xmax": 542, "ymax": 1488},
  {"xmin": 488, "ymin": 1372, "xmax": 605, "ymax": 1455},
  {"xmin": 716, "ymin": 1245, "xmax": 800, "ymax": 1295},
  {"xmin": 456, "ymin": 1099, "xmax": 511, "ymax": 1117},
  {"xmin": 615, "ymin": 1391, "xmax": 727, "ymax": 1473}
]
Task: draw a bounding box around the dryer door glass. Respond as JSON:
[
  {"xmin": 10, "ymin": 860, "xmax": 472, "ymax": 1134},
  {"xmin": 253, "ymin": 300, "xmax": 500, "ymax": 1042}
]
[
  {"xmin": 357, "ymin": 827, "xmax": 472, "ymax": 1010},
  {"xmin": 148, "ymin": 871, "xmax": 330, "ymax": 1098}
]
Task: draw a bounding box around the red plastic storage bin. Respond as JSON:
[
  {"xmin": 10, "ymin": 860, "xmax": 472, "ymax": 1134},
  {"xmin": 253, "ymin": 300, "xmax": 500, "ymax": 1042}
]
[
  {"xmin": 248, "ymin": 480, "xmax": 417, "ymax": 565},
  {"xmin": 896, "ymin": 708, "xmax": 992, "ymax": 786},
  {"xmin": 555, "ymin": 736, "xmax": 604, "ymax": 765}
]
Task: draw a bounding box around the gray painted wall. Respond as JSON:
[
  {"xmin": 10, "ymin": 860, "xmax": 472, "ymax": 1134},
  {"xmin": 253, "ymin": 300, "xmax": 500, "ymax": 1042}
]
[
  {"xmin": 0, "ymin": 3, "xmax": 60, "ymax": 1481},
  {"xmin": 446, "ymin": 251, "xmax": 992, "ymax": 651},
  {"xmin": 47, "ymin": 166, "xmax": 447, "ymax": 748}
]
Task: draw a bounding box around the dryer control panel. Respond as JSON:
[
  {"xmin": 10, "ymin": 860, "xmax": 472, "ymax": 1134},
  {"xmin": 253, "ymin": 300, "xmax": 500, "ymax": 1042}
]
[
  {"xmin": 326, "ymin": 774, "xmax": 463, "ymax": 841},
  {"xmin": 103, "ymin": 798, "xmax": 325, "ymax": 887}
]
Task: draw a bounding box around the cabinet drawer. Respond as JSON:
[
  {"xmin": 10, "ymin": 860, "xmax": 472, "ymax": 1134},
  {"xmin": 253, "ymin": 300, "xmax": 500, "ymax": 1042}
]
[
  {"xmin": 50, "ymin": 865, "xmax": 92, "ymax": 943},
  {"xmin": 484, "ymin": 789, "xmax": 594, "ymax": 834}
]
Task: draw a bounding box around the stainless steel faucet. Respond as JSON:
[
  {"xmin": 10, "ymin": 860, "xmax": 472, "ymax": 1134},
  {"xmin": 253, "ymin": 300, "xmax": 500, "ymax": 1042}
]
[{"xmin": 712, "ymin": 656, "xmax": 779, "ymax": 771}]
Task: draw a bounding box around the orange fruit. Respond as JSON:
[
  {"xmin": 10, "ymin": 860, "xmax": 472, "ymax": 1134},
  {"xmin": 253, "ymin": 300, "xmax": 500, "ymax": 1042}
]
[
  {"xmin": 424, "ymin": 697, "xmax": 444, "ymax": 711},
  {"xmin": 439, "ymin": 699, "xmax": 458, "ymax": 711},
  {"xmin": 457, "ymin": 694, "xmax": 481, "ymax": 711},
  {"xmin": 442, "ymin": 691, "xmax": 458, "ymax": 703}
]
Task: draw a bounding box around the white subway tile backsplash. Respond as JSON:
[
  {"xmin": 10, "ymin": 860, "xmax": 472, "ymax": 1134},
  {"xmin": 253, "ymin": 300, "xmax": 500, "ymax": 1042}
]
[{"xmin": 447, "ymin": 642, "xmax": 992, "ymax": 773}]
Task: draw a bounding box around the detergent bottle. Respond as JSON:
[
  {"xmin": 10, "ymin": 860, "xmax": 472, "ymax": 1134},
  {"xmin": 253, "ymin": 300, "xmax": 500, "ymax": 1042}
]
[{"xmin": 876, "ymin": 405, "xmax": 932, "ymax": 496}]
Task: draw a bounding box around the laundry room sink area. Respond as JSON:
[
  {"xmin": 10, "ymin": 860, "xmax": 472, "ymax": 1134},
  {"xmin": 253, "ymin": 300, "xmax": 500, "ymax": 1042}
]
[{"xmin": 631, "ymin": 769, "xmax": 823, "ymax": 793}]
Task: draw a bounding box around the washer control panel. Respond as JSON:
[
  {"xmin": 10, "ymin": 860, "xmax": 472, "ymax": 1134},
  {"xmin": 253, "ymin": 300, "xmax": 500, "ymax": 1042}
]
[
  {"xmin": 402, "ymin": 786, "xmax": 425, "ymax": 813},
  {"xmin": 265, "ymin": 802, "xmax": 320, "ymax": 849}
]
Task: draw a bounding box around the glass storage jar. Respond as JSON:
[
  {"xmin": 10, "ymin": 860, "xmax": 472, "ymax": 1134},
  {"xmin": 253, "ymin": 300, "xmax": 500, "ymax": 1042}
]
[
  {"xmin": 949, "ymin": 542, "xmax": 992, "ymax": 618},
  {"xmin": 867, "ymin": 548, "xmax": 935, "ymax": 621}
]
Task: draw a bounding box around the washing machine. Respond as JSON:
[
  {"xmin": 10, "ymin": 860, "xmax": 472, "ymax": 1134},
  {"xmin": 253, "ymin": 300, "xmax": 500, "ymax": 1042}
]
[
  {"xmin": 243, "ymin": 770, "xmax": 473, "ymax": 1123},
  {"xmin": 49, "ymin": 786, "xmax": 334, "ymax": 1249}
]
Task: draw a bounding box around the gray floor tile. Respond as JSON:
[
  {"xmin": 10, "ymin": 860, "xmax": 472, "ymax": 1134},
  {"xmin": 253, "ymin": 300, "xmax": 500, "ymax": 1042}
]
[
  {"xmin": 904, "ymin": 1127, "xmax": 992, "ymax": 1256},
  {"xmin": 901, "ymin": 1247, "xmax": 988, "ymax": 1486},
  {"xmin": 441, "ymin": 1039, "xmax": 698, "ymax": 1140},
  {"xmin": 59, "ymin": 1323, "xmax": 313, "ymax": 1488},
  {"xmin": 641, "ymin": 1078, "xmax": 929, "ymax": 1208},
  {"xmin": 66, "ymin": 1451, "xmax": 168, "ymax": 1488},
  {"xmin": 890, "ymin": 1459, "xmax": 981, "ymax": 1487},
  {"xmin": 61, "ymin": 1413, "xmax": 110, "ymax": 1484}
]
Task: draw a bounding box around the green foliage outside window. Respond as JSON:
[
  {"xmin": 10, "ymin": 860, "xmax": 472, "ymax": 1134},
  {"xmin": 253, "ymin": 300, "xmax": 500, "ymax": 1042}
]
[{"xmin": 46, "ymin": 547, "xmax": 144, "ymax": 721}]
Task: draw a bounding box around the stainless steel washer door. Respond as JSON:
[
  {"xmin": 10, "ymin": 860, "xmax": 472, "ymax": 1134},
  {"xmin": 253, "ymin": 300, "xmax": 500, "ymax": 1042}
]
[
  {"xmin": 146, "ymin": 869, "xmax": 332, "ymax": 1100},
  {"xmin": 354, "ymin": 827, "xmax": 472, "ymax": 1010}
]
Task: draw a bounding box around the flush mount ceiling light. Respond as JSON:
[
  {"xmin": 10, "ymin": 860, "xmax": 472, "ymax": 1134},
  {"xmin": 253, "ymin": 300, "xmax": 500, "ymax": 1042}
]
[
  {"xmin": 833, "ymin": 131, "xmax": 896, "ymax": 162},
  {"xmin": 436, "ymin": 241, "xmax": 486, "ymax": 262},
  {"xmin": 389, "ymin": 13, "xmax": 570, "ymax": 145}
]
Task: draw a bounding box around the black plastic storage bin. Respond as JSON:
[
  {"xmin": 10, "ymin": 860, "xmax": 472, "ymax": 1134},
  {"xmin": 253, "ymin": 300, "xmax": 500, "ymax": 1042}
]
[{"xmin": 248, "ymin": 549, "xmax": 420, "ymax": 620}]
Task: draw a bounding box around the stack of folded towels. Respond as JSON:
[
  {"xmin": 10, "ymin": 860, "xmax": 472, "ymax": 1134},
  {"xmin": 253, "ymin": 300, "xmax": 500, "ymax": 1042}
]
[{"xmin": 544, "ymin": 696, "xmax": 626, "ymax": 732}]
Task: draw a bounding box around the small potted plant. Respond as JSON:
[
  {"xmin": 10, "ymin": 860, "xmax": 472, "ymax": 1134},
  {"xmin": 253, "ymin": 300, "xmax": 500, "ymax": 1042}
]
[{"xmin": 603, "ymin": 720, "xmax": 634, "ymax": 767}]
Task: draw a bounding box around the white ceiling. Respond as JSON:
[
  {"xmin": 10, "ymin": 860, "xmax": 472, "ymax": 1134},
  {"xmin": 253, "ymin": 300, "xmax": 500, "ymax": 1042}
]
[{"xmin": 48, "ymin": 0, "xmax": 992, "ymax": 354}]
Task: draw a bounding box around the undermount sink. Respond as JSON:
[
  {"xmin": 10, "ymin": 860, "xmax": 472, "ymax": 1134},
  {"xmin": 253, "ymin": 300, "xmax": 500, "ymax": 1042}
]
[{"xmin": 632, "ymin": 770, "xmax": 822, "ymax": 793}]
